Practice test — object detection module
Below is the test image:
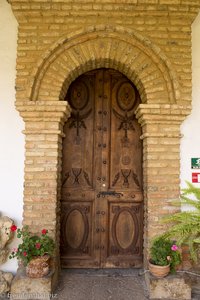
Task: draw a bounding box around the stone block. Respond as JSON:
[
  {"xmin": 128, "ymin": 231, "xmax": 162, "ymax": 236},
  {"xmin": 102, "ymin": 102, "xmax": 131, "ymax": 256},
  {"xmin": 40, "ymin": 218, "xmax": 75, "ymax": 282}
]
[
  {"xmin": 145, "ymin": 272, "xmax": 191, "ymax": 299},
  {"xmin": 0, "ymin": 216, "xmax": 14, "ymax": 250},
  {"xmin": 10, "ymin": 267, "xmax": 55, "ymax": 300},
  {"xmin": 0, "ymin": 271, "xmax": 14, "ymax": 296},
  {"xmin": 0, "ymin": 216, "xmax": 14, "ymax": 264},
  {"xmin": 0, "ymin": 249, "xmax": 9, "ymax": 265}
]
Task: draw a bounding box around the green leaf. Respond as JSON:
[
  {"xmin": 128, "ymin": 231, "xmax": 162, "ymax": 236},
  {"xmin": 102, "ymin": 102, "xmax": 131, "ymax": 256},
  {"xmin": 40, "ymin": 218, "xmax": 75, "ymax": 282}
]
[
  {"xmin": 193, "ymin": 238, "xmax": 200, "ymax": 244},
  {"xmin": 160, "ymin": 181, "xmax": 200, "ymax": 262}
]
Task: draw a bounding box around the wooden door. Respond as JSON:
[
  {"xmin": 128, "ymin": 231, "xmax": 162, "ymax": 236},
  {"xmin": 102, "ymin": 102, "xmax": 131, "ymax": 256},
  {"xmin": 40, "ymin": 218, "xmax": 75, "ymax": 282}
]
[{"xmin": 61, "ymin": 69, "xmax": 143, "ymax": 268}]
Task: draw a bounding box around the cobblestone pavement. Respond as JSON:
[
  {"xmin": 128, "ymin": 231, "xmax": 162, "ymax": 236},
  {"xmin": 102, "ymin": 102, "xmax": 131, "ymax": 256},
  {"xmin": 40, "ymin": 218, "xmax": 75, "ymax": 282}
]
[{"xmin": 54, "ymin": 269, "xmax": 149, "ymax": 300}]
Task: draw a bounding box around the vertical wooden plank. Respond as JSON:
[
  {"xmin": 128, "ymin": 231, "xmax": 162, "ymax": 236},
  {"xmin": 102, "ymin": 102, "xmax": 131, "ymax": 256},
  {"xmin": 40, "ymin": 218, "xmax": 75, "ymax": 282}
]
[{"xmin": 101, "ymin": 69, "xmax": 143, "ymax": 268}]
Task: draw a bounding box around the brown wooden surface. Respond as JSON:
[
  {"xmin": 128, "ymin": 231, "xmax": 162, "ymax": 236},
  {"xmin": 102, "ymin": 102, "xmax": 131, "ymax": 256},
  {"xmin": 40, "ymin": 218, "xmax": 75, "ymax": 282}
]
[{"xmin": 61, "ymin": 69, "xmax": 143, "ymax": 268}]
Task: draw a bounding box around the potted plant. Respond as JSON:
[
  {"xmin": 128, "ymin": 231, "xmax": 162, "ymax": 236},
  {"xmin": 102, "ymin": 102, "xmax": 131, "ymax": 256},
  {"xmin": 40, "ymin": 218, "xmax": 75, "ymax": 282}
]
[
  {"xmin": 149, "ymin": 236, "xmax": 182, "ymax": 278},
  {"xmin": 161, "ymin": 181, "xmax": 200, "ymax": 264},
  {"xmin": 9, "ymin": 224, "xmax": 55, "ymax": 278}
]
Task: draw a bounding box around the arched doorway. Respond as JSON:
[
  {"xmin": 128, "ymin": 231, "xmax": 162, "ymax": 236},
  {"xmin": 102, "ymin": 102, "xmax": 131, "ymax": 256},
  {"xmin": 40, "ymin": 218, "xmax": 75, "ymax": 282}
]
[{"xmin": 60, "ymin": 68, "xmax": 143, "ymax": 268}]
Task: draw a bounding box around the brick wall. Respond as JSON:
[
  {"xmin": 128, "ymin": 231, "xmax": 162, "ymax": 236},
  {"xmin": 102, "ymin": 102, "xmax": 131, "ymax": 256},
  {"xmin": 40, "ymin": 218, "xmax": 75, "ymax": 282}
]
[
  {"xmin": 8, "ymin": 0, "xmax": 200, "ymax": 273},
  {"xmin": 9, "ymin": 0, "xmax": 200, "ymax": 104}
]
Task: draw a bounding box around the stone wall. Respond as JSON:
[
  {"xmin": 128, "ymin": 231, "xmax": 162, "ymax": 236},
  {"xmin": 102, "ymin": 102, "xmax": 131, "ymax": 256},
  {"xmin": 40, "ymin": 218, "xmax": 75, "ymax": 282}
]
[{"xmin": 8, "ymin": 0, "xmax": 200, "ymax": 273}]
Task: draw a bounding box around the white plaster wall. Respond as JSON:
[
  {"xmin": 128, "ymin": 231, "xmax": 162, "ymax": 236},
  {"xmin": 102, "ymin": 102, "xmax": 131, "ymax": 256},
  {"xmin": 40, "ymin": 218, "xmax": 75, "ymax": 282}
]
[
  {"xmin": 180, "ymin": 11, "xmax": 200, "ymax": 189},
  {"xmin": 0, "ymin": 0, "xmax": 199, "ymax": 272},
  {"xmin": 0, "ymin": 0, "xmax": 24, "ymax": 272}
]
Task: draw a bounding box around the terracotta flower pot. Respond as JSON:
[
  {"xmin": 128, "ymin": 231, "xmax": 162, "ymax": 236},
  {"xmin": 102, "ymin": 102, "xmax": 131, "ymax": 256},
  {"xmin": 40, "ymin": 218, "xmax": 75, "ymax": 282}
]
[
  {"xmin": 149, "ymin": 261, "xmax": 170, "ymax": 278},
  {"xmin": 26, "ymin": 255, "xmax": 50, "ymax": 278}
]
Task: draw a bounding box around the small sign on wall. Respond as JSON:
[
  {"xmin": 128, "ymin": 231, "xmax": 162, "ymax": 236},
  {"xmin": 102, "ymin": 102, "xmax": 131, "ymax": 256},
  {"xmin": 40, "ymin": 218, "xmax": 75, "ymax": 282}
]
[
  {"xmin": 191, "ymin": 158, "xmax": 200, "ymax": 169},
  {"xmin": 192, "ymin": 173, "xmax": 200, "ymax": 183}
]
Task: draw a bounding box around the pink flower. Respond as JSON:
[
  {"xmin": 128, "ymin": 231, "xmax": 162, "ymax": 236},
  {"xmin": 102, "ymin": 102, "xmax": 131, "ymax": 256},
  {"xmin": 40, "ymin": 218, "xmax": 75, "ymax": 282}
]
[
  {"xmin": 35, "ymin": 243, "xmax": 41, "ymax": 249},
  {"xmin": 10, "ymin": 225, "xmax": 17, "ymax": 232},
  {"xmin": 23, "ymin": 251, "xmax": 27, "ymax": 257},
  {"xmin": 171, "ymin": 244, "xmax": 178, "ymax": 251},
  {"xmin": 41, "ymin": 229, "xmax": 47, "ymax": 235},
  {"xmin": 12, "ymin": 248, "xmax": 18, "ymax": 253}
]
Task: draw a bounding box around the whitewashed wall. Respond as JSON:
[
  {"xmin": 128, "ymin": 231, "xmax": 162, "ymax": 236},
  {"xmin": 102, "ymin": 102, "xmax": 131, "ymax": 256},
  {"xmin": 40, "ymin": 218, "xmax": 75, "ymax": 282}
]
[
  {"xmin": 0, "ymin": 0, "xmax": 200, "ymax": 272},
  {"xmin": 180, "ymin": 11, "xmax": 200, "ymax": 189},
  {"xmin": 0, "ymin": 0, "xmax": 24, "ymax": 272}
]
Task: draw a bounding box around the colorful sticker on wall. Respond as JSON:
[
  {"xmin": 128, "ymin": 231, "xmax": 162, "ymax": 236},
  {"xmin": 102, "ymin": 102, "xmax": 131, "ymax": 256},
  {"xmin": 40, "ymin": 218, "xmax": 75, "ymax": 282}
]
[
  {"xmin": 192, "ymin": 173, "xmax": 200, "ymax": 183},
  {"xmin": 191, "ymin": 158, "xmax": 200, "ymax": 169}
]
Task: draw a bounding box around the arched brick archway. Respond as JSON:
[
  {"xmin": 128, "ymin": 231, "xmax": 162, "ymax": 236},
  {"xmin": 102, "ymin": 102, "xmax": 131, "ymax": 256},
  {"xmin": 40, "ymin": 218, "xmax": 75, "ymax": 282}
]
[
  {"xmin": 29, "ymin": 25, "xmax": 180, "ymax": 104},
  {"xmin": 15, "ymin": 25, "xmax": 191, "ymax": 293}
]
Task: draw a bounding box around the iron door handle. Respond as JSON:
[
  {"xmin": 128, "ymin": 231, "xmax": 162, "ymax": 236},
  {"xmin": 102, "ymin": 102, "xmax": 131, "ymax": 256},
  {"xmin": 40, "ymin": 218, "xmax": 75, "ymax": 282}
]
[{"xmin": 98, "ymin": 191, "xmax": 123, "ymax": 197}]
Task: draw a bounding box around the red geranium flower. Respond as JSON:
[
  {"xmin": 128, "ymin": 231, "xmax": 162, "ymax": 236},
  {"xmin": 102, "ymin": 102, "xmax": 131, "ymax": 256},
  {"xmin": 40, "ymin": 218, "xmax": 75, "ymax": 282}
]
[
  {"xmin": 23, "ymin": 251, "xmax": 27, "ymax": 257},
  {"xmin": 35, "ymin": 243, "xmax": 41, "ymax": 249},
  {"xmin": 10, "ymin": 225, "xmax": 17, "ymax": 232},
  {"xmin": 41, "ymin": 229, "xmax": 47, "ymax": 235}
]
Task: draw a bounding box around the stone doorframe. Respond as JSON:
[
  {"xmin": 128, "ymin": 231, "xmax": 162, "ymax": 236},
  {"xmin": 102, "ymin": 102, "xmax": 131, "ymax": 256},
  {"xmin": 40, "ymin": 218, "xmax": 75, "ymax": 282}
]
[{"xmin": 15, "ymin": 25, "xmax": 191, "ymax": 286}]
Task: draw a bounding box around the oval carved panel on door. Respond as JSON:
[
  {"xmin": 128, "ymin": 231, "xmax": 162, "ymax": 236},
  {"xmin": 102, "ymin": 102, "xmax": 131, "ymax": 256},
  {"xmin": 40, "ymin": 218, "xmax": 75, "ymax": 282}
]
[
  {"xmin": 115, "ymin": 209, "xmax": 136, "ymax": 250},
  {"xmin": 61, "ymin": 69, "xmax": 143, "ymax": 268},
  {"xmin": 65, "ymin": 209, "xmax": 86, "ymax": 249},
  {"xmin": 111, "ymin": 205, "xmax": 140, "ymax": 255}
]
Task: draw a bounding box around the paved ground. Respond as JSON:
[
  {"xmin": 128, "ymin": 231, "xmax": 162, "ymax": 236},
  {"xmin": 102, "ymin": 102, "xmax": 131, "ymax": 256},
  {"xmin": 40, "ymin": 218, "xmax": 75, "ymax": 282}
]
[
  {"xmin": 1, "ymin": 268, "xmax": 198, "ymax": 299},
  {"xmin": 54, "ymin": 269, "xmax": 149, "ymax": 300}
]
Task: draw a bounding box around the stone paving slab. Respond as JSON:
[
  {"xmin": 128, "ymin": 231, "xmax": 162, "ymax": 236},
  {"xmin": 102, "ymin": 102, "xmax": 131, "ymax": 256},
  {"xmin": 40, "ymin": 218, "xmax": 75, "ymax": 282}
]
[{"xmin": 54, "ymin": 269, "xmax": 149, "ymax": 300}]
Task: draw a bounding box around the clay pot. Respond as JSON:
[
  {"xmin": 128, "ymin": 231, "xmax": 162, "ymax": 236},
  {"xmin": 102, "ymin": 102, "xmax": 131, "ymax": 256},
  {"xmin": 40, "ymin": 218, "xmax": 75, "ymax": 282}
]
[
  {"xmin": 149, "ymin": 261, "xmax": 170, "ymax": 278},
  {"xmin": 26, "ymin": 255, "xmax": 50, "ymax": 278}
]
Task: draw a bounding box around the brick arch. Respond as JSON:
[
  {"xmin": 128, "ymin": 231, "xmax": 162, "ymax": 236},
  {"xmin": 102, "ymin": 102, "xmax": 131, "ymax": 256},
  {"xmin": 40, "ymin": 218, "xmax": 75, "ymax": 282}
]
[{"xmin": 31, "ymin": 25, "xmax": 180, "ymax": 104}]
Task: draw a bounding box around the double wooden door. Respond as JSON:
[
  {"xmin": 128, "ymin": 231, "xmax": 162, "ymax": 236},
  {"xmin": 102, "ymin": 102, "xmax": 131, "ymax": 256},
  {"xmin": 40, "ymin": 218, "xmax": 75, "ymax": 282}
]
[{"xmin": 61, "ymin": 69, "xmax": 143, "ymax": 268}]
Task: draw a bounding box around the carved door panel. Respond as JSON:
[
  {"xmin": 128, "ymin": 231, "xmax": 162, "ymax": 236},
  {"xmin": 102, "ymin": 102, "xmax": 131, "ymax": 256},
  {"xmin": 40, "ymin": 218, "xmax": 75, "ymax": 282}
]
[
  {"xmin": 60, "ymin": 71, "xmax": 99, "ymax": 268},
  {"xmin": 61, "ymin": 69, "xmax": 143, "ymax": 268}
]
